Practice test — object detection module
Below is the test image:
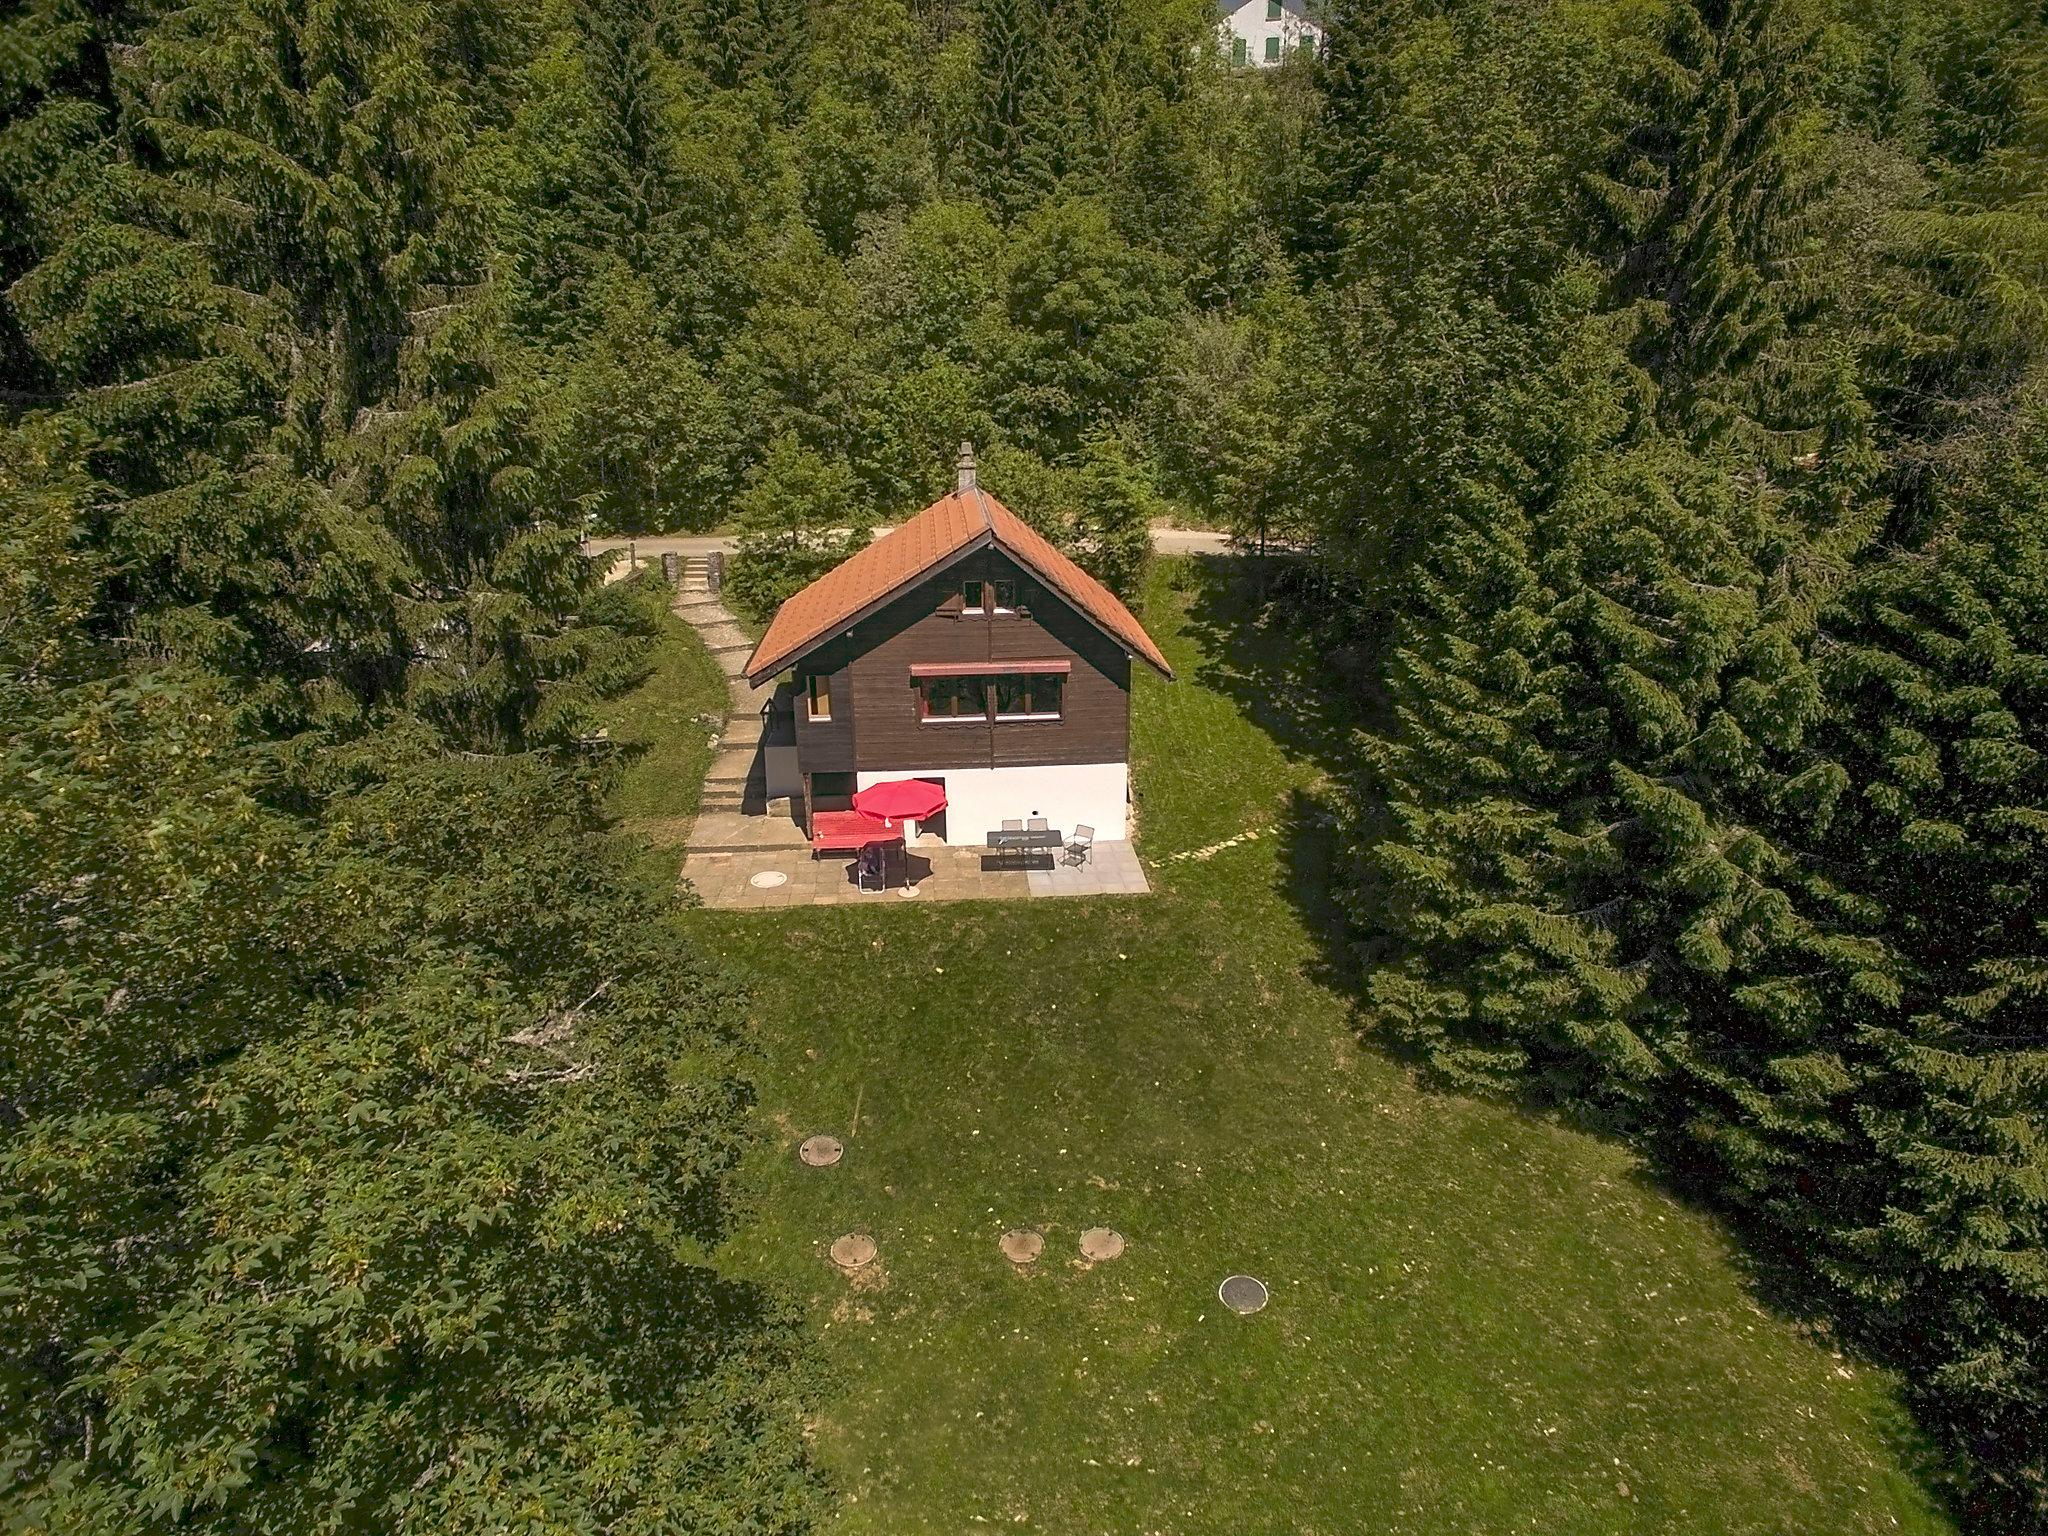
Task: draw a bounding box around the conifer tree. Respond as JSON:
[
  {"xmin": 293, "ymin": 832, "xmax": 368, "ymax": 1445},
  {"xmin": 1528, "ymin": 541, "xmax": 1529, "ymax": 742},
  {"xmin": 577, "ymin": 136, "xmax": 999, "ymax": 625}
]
[
  {"xmin": 970, "ymin": 0, "xmax": 1053, "ymax": 218},
  {"xmin": 1295, "ymin": 0, "xmax": 1420, "ymax": 278},
  {"xmin": 8, "ymin": 0, "xmax": 610, "ymax": 749},
  {"xmin": 1587, "ymin": 0, "xmax": 1829, "ymax": 444},
  {"xmin": 574, "ymin": 0, "xmax": 686, "ymax": 280},
  {"xmin": 1799, "ymin": 418, "xmax": 2048, "ymax": 1520},
  {"xmin": 697, "ymin": 0, "xmax": 806, "ymax": 97}
]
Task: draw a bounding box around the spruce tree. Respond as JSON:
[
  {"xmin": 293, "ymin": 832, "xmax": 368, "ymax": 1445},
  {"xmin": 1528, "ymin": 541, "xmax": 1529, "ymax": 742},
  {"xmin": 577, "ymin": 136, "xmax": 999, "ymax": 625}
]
[
  {"xmin": 1804, "ymin": 419, "xmax": 2048, "ymax": 1521},
  {"xmin": 574, "ymin": 0, "xmax": 686, "ymax": 281},
  {"xmin": 970, "ymin": 0, "xmax": 1053, "ymax": 218},
  {"xmin": 7, "ymin": 0, "xmax": 608, "ymax": 749},
  {"xmin": 1295, "ymin": 0, "xmax": 1421, "ymax": 280},
  {"xmin": 1587, "ymin": 0, "xmax": 1829, "ymax": 445}
]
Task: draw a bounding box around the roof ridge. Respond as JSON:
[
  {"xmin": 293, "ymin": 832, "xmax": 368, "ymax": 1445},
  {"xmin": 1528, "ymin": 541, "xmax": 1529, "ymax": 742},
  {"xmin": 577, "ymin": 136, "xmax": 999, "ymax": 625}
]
[{"xmin": 744, "ymin": 480, "xmax": 1173, "ymax": 684}]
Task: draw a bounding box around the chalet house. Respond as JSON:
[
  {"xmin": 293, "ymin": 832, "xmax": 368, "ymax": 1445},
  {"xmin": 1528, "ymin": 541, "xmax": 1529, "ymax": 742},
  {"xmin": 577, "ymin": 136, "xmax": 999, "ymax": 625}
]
[
  {"xmin": 1217, "ymin": 0, "xmax": 1321, "ymax": 66},
  {"xmin": 741, "ymin": 446, "xmax": 1173, "ymax": 843}
]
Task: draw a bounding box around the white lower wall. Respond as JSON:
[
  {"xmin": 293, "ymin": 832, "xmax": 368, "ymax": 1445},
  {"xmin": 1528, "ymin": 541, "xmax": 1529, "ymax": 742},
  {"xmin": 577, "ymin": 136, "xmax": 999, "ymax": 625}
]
[{"xmin": 857, "ymin": 762, "xmax": 1129, "ymax": 843}]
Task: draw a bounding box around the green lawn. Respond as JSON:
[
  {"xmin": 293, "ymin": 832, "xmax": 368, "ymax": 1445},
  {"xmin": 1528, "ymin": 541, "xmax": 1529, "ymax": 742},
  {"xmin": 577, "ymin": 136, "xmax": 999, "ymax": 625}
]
[
  {"xmin": 680, "ymin": 557, "xmax": 1949, "ymax": 1535},
  {"xmin": 600, "ymin": 600, "xmax": 730, "ymax": 839}
]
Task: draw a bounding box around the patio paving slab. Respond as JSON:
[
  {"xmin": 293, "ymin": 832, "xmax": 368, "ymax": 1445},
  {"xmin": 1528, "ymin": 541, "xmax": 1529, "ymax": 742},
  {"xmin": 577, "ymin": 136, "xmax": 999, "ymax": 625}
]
[{"xmin": 682, "ymin": 839, "xmax": 1149, "ymax": 909}]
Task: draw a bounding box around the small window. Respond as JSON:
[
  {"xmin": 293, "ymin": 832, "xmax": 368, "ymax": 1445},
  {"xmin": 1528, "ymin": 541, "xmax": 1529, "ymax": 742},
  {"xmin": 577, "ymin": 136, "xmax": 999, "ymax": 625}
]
[
  {"xmin": 1264, "ymin": 34, "xmax": 1280, "ymax": 61},
  {"xmin": 807, "ymin": 672, "xmax": 831, "ymax": 720},
  {"xmin": 995, "ymin": 673, "xmax": 1064, "ymax": 721},
  {"xmin": 962, "ymin": 580, "xmax": 984, "ymax": 612},
  {"xmin": 991, "ymin": 579, "xmax": 1018, "ymax": 612},
  {"xmin": 1266, "ymin": 0, "xmax": 1281, "ymax": 18},
  {"xmin": 1233, "ymin": 35, "xmax": 1247, "ymax": 65},
  {"xmin": 919, "ymin": 676, "xmax": 987, "ymax": 720}
]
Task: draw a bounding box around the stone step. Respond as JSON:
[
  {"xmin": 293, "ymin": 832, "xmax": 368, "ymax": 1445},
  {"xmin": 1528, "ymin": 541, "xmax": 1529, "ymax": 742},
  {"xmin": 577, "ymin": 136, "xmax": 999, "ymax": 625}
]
[
  {"xmin": 682, "ymin": 811, "xmax": 813, "ymax": 856},
  {"xmin": 706, "ymin": 641, "xmax": 751, "ymax": 656}
]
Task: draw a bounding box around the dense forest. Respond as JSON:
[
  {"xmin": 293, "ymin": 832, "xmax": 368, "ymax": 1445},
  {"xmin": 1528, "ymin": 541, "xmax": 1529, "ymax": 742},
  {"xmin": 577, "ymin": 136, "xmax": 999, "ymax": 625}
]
[{"xmin": 1, "ymin": 0, "xmax": 2042, "ymax": 1530}]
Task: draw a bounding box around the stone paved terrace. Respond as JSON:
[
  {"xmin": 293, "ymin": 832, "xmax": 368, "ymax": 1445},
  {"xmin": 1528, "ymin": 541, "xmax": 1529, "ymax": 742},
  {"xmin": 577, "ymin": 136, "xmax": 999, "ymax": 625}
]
[{"xmin": 683, "ymin": 837, "xmax": 1149, "ymax": 909}]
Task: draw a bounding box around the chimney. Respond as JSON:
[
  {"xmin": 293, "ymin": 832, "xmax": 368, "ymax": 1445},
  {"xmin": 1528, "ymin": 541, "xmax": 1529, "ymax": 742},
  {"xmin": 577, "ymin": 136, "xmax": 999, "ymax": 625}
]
[{"xmin": 956, "ymin": 440, "xmax": 978, "ymax": 494}]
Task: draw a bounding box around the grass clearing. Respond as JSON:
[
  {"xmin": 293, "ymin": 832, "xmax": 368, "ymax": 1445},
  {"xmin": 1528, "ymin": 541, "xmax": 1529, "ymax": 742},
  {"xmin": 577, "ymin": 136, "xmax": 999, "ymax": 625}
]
[{"xmin": 676, "ymin": 557, "xmax": 1949, "ymax": 1534}]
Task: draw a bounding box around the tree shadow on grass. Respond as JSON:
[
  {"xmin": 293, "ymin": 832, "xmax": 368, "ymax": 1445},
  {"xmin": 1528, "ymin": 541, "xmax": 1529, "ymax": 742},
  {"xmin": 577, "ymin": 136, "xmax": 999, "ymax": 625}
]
[
  {"xmin": 1166, "ymin": 554, "xmax": 1975, "ymax": 1529},
  {"xmin": 1167, "ymin": 552, "xmax": 1385, "ymax": 1001},
  {"xmin": 1173, "ymin": 553, "xmax": 1378, "ymax": 781}
]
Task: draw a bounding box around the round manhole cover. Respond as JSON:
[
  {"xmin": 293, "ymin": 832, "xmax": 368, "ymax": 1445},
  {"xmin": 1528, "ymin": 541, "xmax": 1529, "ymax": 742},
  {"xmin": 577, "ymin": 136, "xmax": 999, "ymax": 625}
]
[
  {"xmin": 829, "ymin": 1233, "xmax": 876, "ymax": 1271},
  {"xmin": 798, "ymin": 1134, "xmax": 843, "ymax": 1167},
  {"xmin": 749, "ymin": 871, "xmax": 789, "ymax": 889},
  {"xmin": 1219, "ymin": 1274, "xmax": 1268, "ymax": 1314},
  {"xmin": 1079, "ymin": 1227, "xmax": 1125, "ymax": 1262},
  {"xmin": 999, "ymin": 1228, "xmax": 1044, "ymax": 1265}
]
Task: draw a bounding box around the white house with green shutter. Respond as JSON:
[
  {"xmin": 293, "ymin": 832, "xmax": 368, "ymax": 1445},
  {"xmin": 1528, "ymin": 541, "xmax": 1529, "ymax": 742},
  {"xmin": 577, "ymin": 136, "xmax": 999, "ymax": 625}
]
[{"xmin": 1217, "ymin": 0, "xmax": 1321, "ymax": 66}]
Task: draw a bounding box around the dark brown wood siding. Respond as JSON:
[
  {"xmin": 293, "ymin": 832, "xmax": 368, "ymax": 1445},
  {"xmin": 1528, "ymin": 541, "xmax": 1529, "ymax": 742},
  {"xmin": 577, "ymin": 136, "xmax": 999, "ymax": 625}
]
[
  {"xmin": 792, "ymin": 663, "xmax": 855, "ymax": 773},
  {"xmin": 792, "ymin": 547, "xmax": 1130, "ymax": 778}
]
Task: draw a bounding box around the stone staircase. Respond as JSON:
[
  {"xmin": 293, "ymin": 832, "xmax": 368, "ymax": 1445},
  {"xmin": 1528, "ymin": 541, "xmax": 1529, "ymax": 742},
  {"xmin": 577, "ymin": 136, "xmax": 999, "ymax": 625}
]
[{"xmin": 666, "ymin": 556, "xmax": 812, "ymax": 856}]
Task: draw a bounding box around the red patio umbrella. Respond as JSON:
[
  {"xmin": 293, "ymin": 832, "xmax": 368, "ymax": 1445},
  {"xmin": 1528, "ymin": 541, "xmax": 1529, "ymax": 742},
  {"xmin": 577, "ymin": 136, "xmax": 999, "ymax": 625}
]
[{"xmin": 852, "ymin": 778, "xmax": 948, "ymax": 825}]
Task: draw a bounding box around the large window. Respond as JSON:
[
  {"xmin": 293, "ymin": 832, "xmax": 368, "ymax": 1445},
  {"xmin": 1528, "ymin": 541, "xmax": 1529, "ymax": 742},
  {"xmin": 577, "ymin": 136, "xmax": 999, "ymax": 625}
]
[
  {"xmin": 919, "ymin": 676, "xmax": 986, "ymax": 720},
  {"xmin": 917, "ymin": 672, "xmax": 1067, "ymax": 723},
  {"xmin": 1266, "ymin": 0, "xmax": 1281, "ymax": 18},
  {"xmin": 994, "ymin": 673, "xmax": 1064, "ymax": 720},
  {"xmin": 1264, "ymin": 34, "xmax": 1280, "ymax": 61},
  {"xmin": 806, "ymin": 672, "xmax": 831, "ymax": 720}
]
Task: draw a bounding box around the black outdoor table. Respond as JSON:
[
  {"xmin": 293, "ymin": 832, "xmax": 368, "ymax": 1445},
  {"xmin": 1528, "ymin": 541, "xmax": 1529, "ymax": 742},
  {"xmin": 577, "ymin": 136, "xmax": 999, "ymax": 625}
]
[{"xmin": 985, "ymin": 828, "xmax": 1063, "ymax": 869}]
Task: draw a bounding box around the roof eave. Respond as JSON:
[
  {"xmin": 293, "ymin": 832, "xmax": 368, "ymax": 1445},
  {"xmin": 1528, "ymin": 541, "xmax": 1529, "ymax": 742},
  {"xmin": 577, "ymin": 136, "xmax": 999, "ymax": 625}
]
[{"xmin": 993, "ymin": 540, "xmax": 1174, "ymax": 680}]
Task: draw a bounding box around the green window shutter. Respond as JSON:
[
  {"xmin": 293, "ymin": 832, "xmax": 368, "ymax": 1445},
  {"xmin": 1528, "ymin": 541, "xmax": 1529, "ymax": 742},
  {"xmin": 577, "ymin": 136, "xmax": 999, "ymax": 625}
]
[
  {"xmin": 1266, "ymin": 0, "xmax": 1281, "ymax": 18},
  {"xmin": 1264, "ymin": 34, "xmax": 1279, "ymax": 60},
  {"xmin": 1233, "ymin": 35, "xmax": 1246, "ymax": 64}
]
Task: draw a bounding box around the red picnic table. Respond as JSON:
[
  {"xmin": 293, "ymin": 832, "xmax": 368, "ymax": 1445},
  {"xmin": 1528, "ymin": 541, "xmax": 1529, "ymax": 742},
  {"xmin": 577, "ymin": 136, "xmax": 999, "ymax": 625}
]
[
  {"xmin": 811, "ymin": 809, "xmax": 906, "ymax": 891},
  {"xmin": 810, "ymin": 809, "xmax": 903, "ymax": 856}
]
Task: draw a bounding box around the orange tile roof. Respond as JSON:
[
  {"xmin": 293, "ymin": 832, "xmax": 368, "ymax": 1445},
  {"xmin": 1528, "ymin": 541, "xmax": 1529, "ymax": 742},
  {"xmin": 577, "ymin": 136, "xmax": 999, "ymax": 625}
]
[{"xmin": 743, "ymin": 486, "xmax": 1173, "ymax": 684}]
